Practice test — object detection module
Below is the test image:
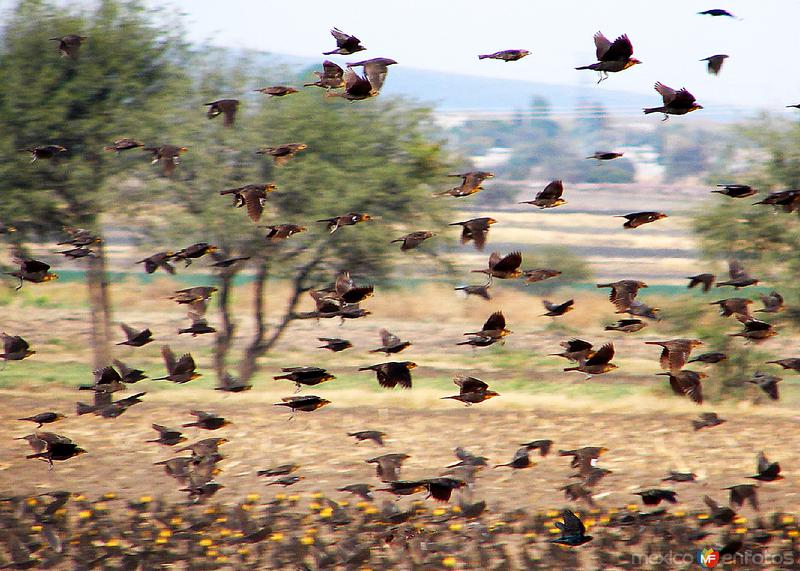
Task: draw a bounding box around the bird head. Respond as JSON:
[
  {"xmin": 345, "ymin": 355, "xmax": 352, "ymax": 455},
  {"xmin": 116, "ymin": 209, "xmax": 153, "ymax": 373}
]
[
  {"xmin": 296, "ymin": 143, "xmax": 308, "ymax": 151},
  {"xmin": 698, "ymin": 372, "xmax": 709, "ymax": 379},
  {"xmin": 74, "ymin": 447, "xmax": 88, "ymax": 456},
  {"xmin": 484, "ymin": 390, "xmax": 500, "ymax": 399},
  {"xmin": 487, "ymin": 218, "xmax": 498, "ymax": 225},
  {"xmin": 45, "ymin": 273, "xmax": 59, "ymax": 282},
  {"xmin": 690, "ymin": 104, "xmax": 704, "ymax": 111},
  {"xmin": 626, "ymin": 58, "xmax": 642, "ymax": 68},
  {"xmin": 54, "ymin": 413, "xmax": 66, "ymax": 421},
  {"xmin": 690, "ymin": 339, "xmax": 704, "ymax": 348},
  {"xmin": 190, "ymin": 372, "xmax": 202, "ymax": 381},
  {"xmin": 360, "ymin": 213, "xmax": 371, "ymax": 221},
  {"xmin": 25, "ymin": 349, "xmax": 36, "ymax": 357},
  {"xmin": 519, "ymin": 50, "xmax": 531, "ymax": 57},
  {"xmin": 178, "ymin": 147, "xmax": 188, "ymax": 154},
  {"xmin": 405, "ymin": 362, "xmax": 418, "ymax": 369},
  {"xmin": 318, "ymin": 399, "xmax": 332, "ymax": 408},
  {"xmin": 265, "ymin": 184, "xmax": 277, "ymax": 193}
]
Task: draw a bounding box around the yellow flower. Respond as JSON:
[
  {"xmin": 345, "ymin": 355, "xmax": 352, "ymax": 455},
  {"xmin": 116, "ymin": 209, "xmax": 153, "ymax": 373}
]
[
  {"xmin": 246, "ymin": 493, "xmax": 260, "ymax": 502},
  {"xmin": 106, "ymin": 539, "xmax": 120, "ymax": 547},
  {"xmin": 275, "ymin": 493, "xmax": 286, "ymax": 501},
  {"xmin": 155, "ymin": 538, "xmax": 167, "ymax": 545},
  {"xmin": 237, "ymin": 547, "xmax": 250, "ymax": 555},
  {"xmin": 94, "ymin": 502, "xmax": 108, "ymax": 511},
  {"xmin": 287, "ymin": 494, "xmax": 300, "ymax": 502},
  {"xmin": 300, "ymin": 536, "xmax": 314, "ymax": 545},
  {"xmin": 215, "ymin": 516, "xmax": 227, "ymax": 523},
  {"xmin": 442, "ymin": 556, "xmax": 457, "ymax": 568},
  {"xmin": 697, "ymin": 513, "xmax": 709, "ymax": 520},
  {"xmin": 139, "ymin": 495, "xmax": 152, "ymax": 503},
  {"xmin": 788, "ymin": 530, "xmax": 799, "ymax": 538},
  {"xmin": 103, "ymin": 492, "xmax": 116, "ymax": 500},
  {"xmin": 206, "ymin": 549, "xmax": 218, "ymax": 557},
  {"xmin": 673, "ymin": 511, "xmax": 686, "ymax": 518},
  {"xmin": 25, "ymin": 498, "xmax": 38, "ymax": 507},
  {"xmin": 783, "ymin": 516, "xmax": 796, "ymax": 525},
  {"xmin": 219, "ymin": 528, "xmax": 231, "ymax": 537},
  {"xmin": 270, "ymin": 533, "xmax": 284, "ymax": 542},
  {"xmin": 449, "ymin": 523, "xmax": 463, "ymax": 531},
  {"xmin": 599, "ymin": 516, "xmax": 611, "ymax": 524},
  {"xmin": 734, "ymin": 516, "xmax": 747, "ymax": 524},
  {"xmin": 626, "ymin": 504, "xmax": 639, "ymax": 512},
  {"xmin": 78, "ymin": 510, "xmax": 92, "ymax": 519},
  {"xmin": 158, "ymin": 530, "xmax": 172, "ymax": 538},
  {"xmin": 309, "ymin": 502, "xmax": 322, "ymax": 510},
  {"xmin": 310, "ymin": 492, "xmax": 323, "ymax": 499},
  {"xmin": 319, "ymin": 507, "xmax": 333, "ymax": 518},
  {"xmin": 198, "ymin": 539, "xmax": 213, "ymax": 547},
  {"xmin": 735, "ymin": 527, "xmax": 748, "ymax": 534},
  {"xmin": 170, "ymin": 517, "xmax": 183, "ymax": 526},
  {"xmin": 30, "ymin": 525, "xmax": 42, "ymax": 532},
  {"xmin": 214, "ymin": 556, "xmax": 228, "ymax": 563},
  {"xmin": 450, "ymin": 506, "xmax": 462, "ymax": 513},
  {"xmin": 432, "ymin": 508, "xmax": 447, "ymax": 516},
  {"xmin": 548, "ymin": 527, "xmax": 560, "ymax": 534},
  {"xmin": 364, "ymin": 507, "xmax": 379, "ymax": 515}
]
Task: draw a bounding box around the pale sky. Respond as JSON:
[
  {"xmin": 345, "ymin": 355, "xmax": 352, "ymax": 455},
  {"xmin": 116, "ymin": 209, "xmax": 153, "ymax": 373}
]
[{"xmin": 5, "ymin": 0, "xmax": 800, "ymax": 110}]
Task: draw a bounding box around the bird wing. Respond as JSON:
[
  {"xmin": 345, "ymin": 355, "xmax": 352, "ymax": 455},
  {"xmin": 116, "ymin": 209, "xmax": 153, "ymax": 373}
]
[
  {"xmin": 537, "ymin": 180, "xmax": 563, "ymax": 200},
  {"xmin": 593, "ymin": 31, "xmax": 612, "ymax": 60},
  {"xmin": 380, "ymin": 329, "xmax": 401, "ymax": 347},
  {"xmin": 483, "ymin": 311, "xmax": 506, "ymax": 332},
  {"xmin": 455, "ymin": 375, "xmax": 489, "ymax": 393},
  {"xmin": 243, "ymin": 188, "xmax": 265, "ymax": 222},
  {"xmin": 565, "ymin": 338, "xmax": 593, "ymax": 352},
  {"xmin": 362, "ymin": 61, "xmax": 389, "ymax": 92},
  {"xmin": 22, "ymin": 259, "xmax": 50, "ymax": 273},
  {"xmin": 756, "ymin": 452, "xmax": 769, "ymax": 474},
  {"xmin": 562, "ymin": 509, "xmax": 586, "ymax": 536},
  {"xmin": 120, "ymin": 323, "xmax": 138, "ymax": 340},
  {"xmin": 322, "ymin": 59, "xmax": 344, "ymax": 78},
  {"xmin": 728, "ymin": 260, "xmax": 748, "ymax": 279},
  {"xmin": 487, "ymin": 252, "xmax": 502, "ymax": 269},
  {"xmin": 654, "ymin": 82, "xmax": 677, "ymax": 104},
  {"xmin": 492, "ymin": 251, "xmax": 522, "ymax": 272},
  {"xmin": 602, "ymin": 34, "xmax": 634, "ymax": 61},
  {"xmin": 586, "ymin": 343, "xmax": 614, "ymax": 366},
  {"xmin": 331, "ymin": 27, "xmax": 357, "ymax": 46},
  {"xmin": 161, "ymin": 345, "xmax": 177, "ymax": 374},
  {"xmin": 671, "ymin": 88, "xmax": 698, "ymax": 108},
  {"xmin": 335, "ymin": 272, "xmax": 355, "ymax": 296}
]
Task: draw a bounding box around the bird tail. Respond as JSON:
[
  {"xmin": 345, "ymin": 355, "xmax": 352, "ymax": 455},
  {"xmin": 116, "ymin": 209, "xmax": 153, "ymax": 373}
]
[
  {"xmin": 574, "ymin": 65, "xmax": 593, "ymax": 70},
  {"xmin": 357, "ymin": 366, "xmax": 374, "ymax": 371},
  {"xmin": 76, "ymin": 402, "xmax": 95, "ymax": 415},
  {"xmin": 563, "ymin": 366, "xmax": 579, "ymax": 372},
  {"xmin": 478, "ymin": 55, "xmax": 490, "ymax": 60},
  {"xmin": 643, "ymin": 107, "xmax": 662, "ymax": 115},
  {"xmin": 273, "ymin": 375, "xmax": 291, "ymax": 380}
]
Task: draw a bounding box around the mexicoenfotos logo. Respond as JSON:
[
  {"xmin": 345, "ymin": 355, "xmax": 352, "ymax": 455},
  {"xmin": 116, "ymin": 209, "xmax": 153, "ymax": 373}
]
[{"xmin": 697, "ymin": 547, "xmax": 720, "ymax": 568}]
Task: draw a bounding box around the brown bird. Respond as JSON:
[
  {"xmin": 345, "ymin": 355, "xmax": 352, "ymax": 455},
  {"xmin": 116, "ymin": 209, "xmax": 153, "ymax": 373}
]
[
  {"xmin": 711, "ymin": 297, "xmax": 752, "ymax": 318},
  {"xmin": 520, "ymin": 439, "xmax": 553, "ymax": 457},
  {"xmin": 587, "ymin": 151, "xmax": 623, "ymax": 160},
  {"xmin": 263, "ymin": 223, "xmax": 307, "ymax": 240},
  {"xmin": 348, "ymin": 430, "xmax": 386, "ymax": 446},
  {"xmin": 104, "ymin": 138, "xmax": 144, "ymax": 153},
  {"xmin": 332, "ymin": 66, "xmax": 377, "ymax": 100},
  {"xmin": 114, "ymin": 359, "xmax": 147, "ymax": 383},
  {"xmin": 143, "ymin": 144, "xmax": 187, "ymax": 176},
  {"xmin": 646, "ymin": 339, "xmax": 703, "ymax": 373},
  {"xmin": 366, "ymin": 453, "xmax": 409, "ymax": 482},
  {"xmin": 766, "ymin": 358, "xmax": 800, "ymax": 372},
  {"xmin": 215, "ymin": 372, "xmax": 252, "ymax": 393},
  {"xmin": 542, "ymin": 299, "xmax": 574, "ymax": 317},
  {"xmin": 658, "ymin": 370, "xmax": 706, "ymax": 404},
  {"xmin": 450, "ymin": 217, "xmax": 497, "ymax": 250},
  {"xmin": 273, "ymin": 395, "xmax": 331, "ymax": 417},
  {"xmin": 604, "ymin": 318, "xmax": 647, "ymax": 333},
  {"xmin": 154, "ymin": 346, "xmax": 201, "ymax": 383},
  {"xmin": 219, "ymin": 183, "xmax": 275, "ymax": 222},
  {"xmin": 689, "ymin": 352, "xmax": 728, "ymax": 365},
  {"xmin": 687, "ymin": 273, "xmax": 716, "ymax": 292},
  {"xmin": 49, "ymin": 34, "xmax": 86, "ymax": 58},
  {"xmin": 560, "ymin": 483, "xmax": 595, "ymax": 507},
  {"xmin": 564, "ymin": 343, "xmax": 617, "ymax": 378},
  {"xmin": 519, "ymin": 180, "xmax": 566, "ymax": 209},
  {"xmin": 137, "ymin": 251, "xmax": 175, "ymax": 274},
  {"xmin": 662, "ymin": 471, "xmax": 697, "ymax": 482},
  {"xmin": 78, "ymin": 365, "xmax": 125, "ymax": 394},
  {"xmin": 205, "ymin": 99, "xmax": 239, "ymax": 127},
  {"xmin": 626, "ymin": 299, "xmax": 661, "ymax": 320},
  {"xmin": 209, "ymin": 254, "xmax": 250, "ymax": 269},
  {"xmin": 7, "ymin": 258, "xmax": 58, "ymax": 289},
  {"xmin": 437, "ymin": 171, "xmax": 494, "ymax": 198},
  {"xmin": 1, "ymin": 333, "xmax": 34, "ymax": 362},
  {"xmin": 643, "ymin": 82, "xmax": 703, "ymax": 120},
  {"xmin": 693, "ymin": 412, "xmax": 726, "ymax": 431},
  {"xmin": 748, "ymin": 452, "xmax": 782, "ymax": 482},
  {"xmin": 318, "ymin": 212, "xmax": 371, "ymax": 233},
  {"xmin": 117, "ymin": 323, "xmax": 152, "ymax": 347},
  {"xmin": 253, "ymin": 86, "xmax": 298, "ymax": 97},
  {"xmin": 20, "ymin": 144, "xmax": 67, "ymax": 162},
  {"xmin": 173, "ymin": 243, "xmax": 218, "ymax": 266},
  {"xmin": 318, "ymin": 337, "xmax": 352, "ymax": 352},
  {"xmin": 725, "ymin": 484, "xmax": 758, "ymax": 510},
  {"xmin": 26, "ymin": 433, "xmax": 86, "ymax": 467},
  {"xmin": 754, "ymin": 189, "xmax": 800, "ymax": 213},
  {"xmin": 346, "ymin": 58, "xmax": 398, "ymax": 92},
  {"xmin": 258, "ymin": 142, "xmax": 308, "ymax": 166},
  {"xmin": 461, "ymin": 311, "xmax": 512, "ymax": 344},
  {"xmin": 257, "ymin": 464, "xmax": 299, "ymax": 478},
  {"xmin": 324, "ymin": 27, "xmax": 366, "ymax": 55},
  {"xmin": 58, "ymin": 247, "xmax": 94, "ymax": 259},
  {"xmin": 171, "ymin": 286, "xmax": 217, "ymax": 306},
  {"xmin": 358, "ymin": 362, "xmax": 416, "ymax": 389},
  {"xmin": 704, "ymin": 495, "xmax": 737, "ymax": 525},
  {"xmin": 716, "ymin": 260, "xmax": 759, "ymax": 288},
  {"xmin": 147, "ymin": 424, "xmax": 186, "ymax": 446},
  {"xmin": 597, "ymin": 280, "xmax": 648, "ymax": 313},
  {"xmin": 747, "ymin": 371, "xmax": 781, "ymax": 400},
  {"xmin": 391, "ymin": 231, "xmax": 435, "ymax": 251},
  {"xmin": 274, "ymin": 367, "xmax": 335, "ymax": 391},
  {"xmin": 701, "ymin": 54, "xmax": 728, "ymax": 75},
  {"xmin": 454, "ymin": 284, "xmax": 492, "ymax": 300},
  {"xmin": 472, "ymin": 251, "xmax": 523, "ymax": 280},
  {"xmin": 618, "ymin": 211, "xmax": 667, "ymax": 229},
  {"xmin": 730, "ymin": 318, "xmax": 776, "ymax": 342},
  {"xmin": 757, "ymin": 291, "xmax": 784, "ymax": 313},
  {"xmin": 635, "ymin": 489, "xmax": 678, "ymax": 506},
  {"xmin": 478, "ymin": 49, "xmax": 530, "ymax": 62},
  {"xmin": 495, "ymin": 447, "xmax": 534, "ymax": 469},
  {"xmin": 712, "ymin": 184, "xmax": 757, "ymax": 198},
  {"xmin": 551, "ymin": 338, "xmax": 594, "ymax": 363},
  {"xmin": 367, "ymin": 329, "xmax": 409, "ymax": 355},
  {"xmin": 182, "ymin": 410, "xmax": 231, "ymax": 430},
  {"xmin": 334, "ymin": 272, "xmax": 374, "ymax": 304},
  {"xmin": 576, "ymin": 32, "xmax": 641, "ymax": 82},
  {"xmin": 17, "ymin": 412, "xmax": 65, "ymax": 428},
  {"xmin": 522, "ymin": 268, "xmax": 561, "ymax": 284},
  {"xmin": 442, "ymin": 375, "xmax": 499, "ymax": 405},
  {"xmin": 559, "ymin": 446, "xmax": 608, "ymax": 471},
  {"xmin": 304, "ymin": 60, "xmax": 345, "ymax": 89}
]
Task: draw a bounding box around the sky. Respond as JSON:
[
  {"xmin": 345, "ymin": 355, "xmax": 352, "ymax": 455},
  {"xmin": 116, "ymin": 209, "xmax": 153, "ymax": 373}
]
[{"xmin": 4, "ymin": 0, "xmax": 800, "ymax": 111}]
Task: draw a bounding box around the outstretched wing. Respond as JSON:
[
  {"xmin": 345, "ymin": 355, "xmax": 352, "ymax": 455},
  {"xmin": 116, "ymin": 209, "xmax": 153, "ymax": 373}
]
[
  {"xmin": 483, "ymin": 311, "xmax": 506, "ymax": 332},
  {"xmin": 586, "ymin": 343, "xmax": 614, "ymax": 366},
  {"xmin": 654, "ymin": 82, "xmax": 677, "ymax": 105},
  {"xmin": 602, "ymin": 34, "xmax": 633, "ymax": 61},
  {"xmin": 593, "ymin": 31, "xmax": 612, "ymax": 60}
]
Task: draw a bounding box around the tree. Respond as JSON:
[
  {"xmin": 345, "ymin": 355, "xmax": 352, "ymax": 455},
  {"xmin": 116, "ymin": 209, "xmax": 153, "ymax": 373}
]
[{"xmin": 0, "ymin": 0, "xmax": 189, "ymax": 367}]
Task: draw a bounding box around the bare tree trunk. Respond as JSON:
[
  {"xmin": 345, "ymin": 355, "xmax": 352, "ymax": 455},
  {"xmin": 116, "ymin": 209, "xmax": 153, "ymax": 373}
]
[
  {"xmin": 213, "ymin": 267, "xmax": 237, "ymax": 383},
  {"xmin": 86, "ymin": 240, "xmax": 113, "ymax": 369}
]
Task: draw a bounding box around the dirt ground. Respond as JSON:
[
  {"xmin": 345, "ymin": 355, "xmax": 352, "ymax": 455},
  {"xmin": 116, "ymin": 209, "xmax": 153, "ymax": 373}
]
[{"xmin": 3, "ymin": 387, "xmax": 799, "ymax": 518}]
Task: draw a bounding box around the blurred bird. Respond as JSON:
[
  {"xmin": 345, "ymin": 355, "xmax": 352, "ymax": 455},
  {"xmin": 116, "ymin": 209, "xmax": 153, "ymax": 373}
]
[
  {"xmin": 687, "ymin": 273, "xmax": 716, "ymax": 292},
  {"xmin": 701, "ymin": 54, "xmax": 729, "ymax": 75},
  {"xmin": 712, "ymin": 184, "xmax": 757, "ymax": 198},
  {"xmin": 716, "ymin": 260, "xmax": 759, "ymax": 288},
  {"xmin": 370, "ymin": 329, "xmax": 411, "ymax": 354},
  {"xmin": 730, "ymin": 318, "xmax": 776, "ymax": 342},
  {"xmin": 748, "ymin": 452, "xmax": 782, "ymax": 482},
  {"xmin": 704, "ymin": 495, "xmax": 737, "ymax": 525},
  {"xmin": 257, "ymin": 464, "xmax": 299, "ymax": 478},
  {"xmin": 604, "ymin": 318, "xmax": 646, "ymax": 333},
  {"xmin": 627, "ymin": 299, "xmax": 661, "ymax": 320},
  {"xmin": 559, "ymin": 447, "xmax": 608, "ymax": 472},
  {"xmin": 447, "ymin": 447, "xmax": 489, "ymax": 467},
  {"xmin": 318, "ymin": 212, "xmax": 371, "ymax": 233},
  {"xmin": 1, "ymin": 333, "xmax": 34, "ymax": 362},
  {"xmin": 367, "ymin": 453, "xmax": 410, "ymax": 482},
  {"xmin": 560, "ymin": 483, "xmax": 596, "ymax": 507},
  {"xmin": 645, "ymin": 339, "xmax": 703, "ymax": 372},
  {"xmin": 154, "ymin": 346, "xmax": 200, "ymax": 383},
  {"xmin": 472, "ymin": 251, "xmax": 523, "ymax": 280},
  {"xmin": 274, "ymin": 366, "xmax": 335, "ymax": 391},
  {"xmin": 693, "ymin": 412, "xmax": 726, "ymax": 430},
  {"xmin": 209, "ymin": 254, "xmax": 250, "ymax": 269},
  {"xmin": 597, "ymin": 279, "xmax": 648, "ymax": 313},
  {"xmin": 147, "ymin": 424, "xmax": 186, "ymax": 446},
  {"xmin": 549, "ymin": 509, "xmax": 593, "ymax": 546},
  {"xmin": 552, "ymin": 338, "xmax": 594, "ymax": 363},
  {"xmin": 215, "ymin": 372, "xmax": 252, "ymax": 393},
  {"xmin": 635, "ymin": 489, "xmax": 678, "ymax": 506},
  {"xmin": 114, "ymin": 359, "xmax": 147, "ymax": 383},
  {"xmin": 754, "ymin": 189, "xmax": 800, "ymax": 212},
  {"xmin": 542, "ymin": 299, "xmax": 574, "ymax": 317},
  {"xmin": 478, "ymin": 49, "xmax": 530, "ymax": 61},
  {"xmin": 263, "ymin": 224, "xmax": 307, "ymax": 240},
  {"xmin": 26, "ymin": 433, "xmax": 86, "ymax": 467},
  {"xmin": 137, "ymin": 251, "xmax": 175, "ymax": 274},
  {"xmin": 461, "ymin": 311, "xmax": 512, "ymax": 344},
  {"xmin": 454, "ymin": 284, "xmax": 492, "ymax": 300},
  {"xmin": 304, "ymin": 60, "xmax": 345, "ymax": 89},
  {"xmin": 495, "ymin": 447, "xmax": 534, "ymax": 470},
  {"xmin": 391, "ymin": 231, "xmax": 435, "ymax": 251},
  {"xmin": 334, "ymin": 66, "xmax": 377, "ymax": 100},
  {"xmin": 711, "ymin": 297, "xmax": 752, "ymax": 318},
  {"xmin": 173, "ymin": 243, "xmax": 218, "ymax": 266},
  {"xmin": 273, "ymin": 395, "xmax": 331, "ymax": 417},
  {"xmin": 346, "ymin": 58, "xmax": 398, "ymax": 92},
  {"xmin": 618, "ymin": 211, "xmax": 667, "ymax": 229},
  {"xmin": 348, "ymin": 430, "xmax": 386, "ymax": 446},
  {"xmin": 662, "ymin": 471, "xmax": 697, "ymax": 482},
  {"xmin": 587, "ymin": 151, "xmax": 623, "ymax": 160},
  {"xmin": 117, "ymin": 323, "xmax": 152, "ymax": 347},
  {"xmin": 219, "ymin": 184, "xmax": 276, "ymax": 222},
  {"xmin": 257, "ymin": 143, "xmax": 307, "ymax": 166},
  {"xmin": 17, "ymin": 412, "xmax": 65, "ymax": 428},
  {"xmin": 104, "ymin": 138, "xmax": 144, "ymax": 153},
  {"xmin": 183, "ymin": 410, "xmax": 231, "ymax": 430},
  {"xmin": 519, "ymin": 180, "xmax": 566, "ymax": 209},
  {"xmin": 520, "ymin": 439, "xmax": 553, "ymax": 456},
  {"xmin": 143, "ymin": 144, "xmax": 187, "ymax": 176},
  {"xmin": 334, "ymin": 272, "xmax": 374, "ymax": 304},
  {"xmin": 338, "ymin": 483, "xmax": 374, "ymax": 500},
  {"xmin": 765, "ymin": 358, "xmax": 800, "ymax": 372},
  {"xmin": 564, "ymin": 343, "xmax": 617, "ymax": 378},
  {"xmin": 576, "ymin": 32, "xmax": 641, "ymax": 82},
  {"xmin": 324, "ymin": 27, "xmax": 366, "ymax": 55},
  {"xmin": 50, "ymin": 34, "xmax": 86, "ymax": 58},
  {"xmin": 318, "ymin": 337, "xmax": 352, "ymax": 352},
  {"xmin": 205, "ymin": 99, "xmax": 239, "ymax": 127},
  {"xmin": 450, "ymin": 217, "xmax": 497, "ymax": 250},
  {"xmin": 725, "ymin": 484, "xmax": 758, "ymax": 510},
  {"xmin": 253, "ymin": 86, "xmax": 298, "ymax": 97},
  {"xmin": 644, "ymin": 82, "xmax": 703, "ymax": 120},
  {"xmin": 7, "ymin": 258, "xmax": 58, "ymax": 289},
  {"xmin": 689, "ymin": 352, "xmax": 728, "ymax": 365},
  {"xmin": 698, "ymin": 9, "xmax": 736, "ymax": 17},
  {"xmin": 265, "ymin": 475, "xmax": 304, "ymax": 487},
  {"xmin": 757, "ymin": 291, "xmax": 784, "ymax": 313},
  {"xmin": 441, "ymin": 375, "xmax": 499, "ymax": 405},
  {"xmin": 658, "ymin": 370, "xmax": 706, "ymax": 404},
  {"xmin": 20, "ymin": 144, "xmax": 67, "ymax": 162},
  {"xmin": 523, "ymin": 268, "xmax": 561, "ymax": 284},
  {"xmin": 747, "ymin": 371, "xmax": 781, "ymax": 400},
  {"xmin": 358, "ymin": 362, "xmax": 416, "ymax": 389},
  {"xmin": 58, "ymin": 247, "xmax": 94, "ymax": 259}
]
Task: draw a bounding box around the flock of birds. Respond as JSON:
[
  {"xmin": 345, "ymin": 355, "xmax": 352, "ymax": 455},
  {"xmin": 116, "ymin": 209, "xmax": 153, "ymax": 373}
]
[{"xmin": 3, "ymin": 8, "xmax": 800, "ymax": 569}]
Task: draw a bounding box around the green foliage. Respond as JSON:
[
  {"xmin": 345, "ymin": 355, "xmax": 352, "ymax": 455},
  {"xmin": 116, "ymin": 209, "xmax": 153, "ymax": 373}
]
[{"xmin": 519, "ymin": 246, "xmax": 592, "ymax": 295}]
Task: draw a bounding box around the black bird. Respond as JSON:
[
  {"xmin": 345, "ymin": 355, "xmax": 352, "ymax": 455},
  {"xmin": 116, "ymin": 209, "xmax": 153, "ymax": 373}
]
[
  {"xmin": 338, "ymin": 483, "xmax": 374, "ymax": 501},
  {"xmin": 274, "ymin": 367, "xmax": 335, "ymax": 391},
  {"xmin": 575, "ymin": 32, "xmax": 641, "ymax": 83},
  {"xmin": 635, "ymin": 489, "xmax": 678, "ymax": 506},
  {"xmin": 687, "ymin": 273, "xmax": 716, "ymax": 292},
  {"xmin": 346, "ymin": 58, "xmax": 398, "ymax": 92},
  {"xmin": 50, "ymin": 34, "xmax": 86, "ymax": 58},
  {"xmin": 748, "ymin": 452, "xmax": 782, "ymax": 482},
  {"xmin": 304, "ymin": 60, "xmax": 345, "ymax": 89},
  {"xmin": 182, "ymin": 410, "xmax": 231, "ymax": 430},
  {"xmin": 1, "ymin": 333, "xmax": 34, "ymax": 362},
  {"xmin": 454, "ymin": 284, "xmax": 492, "ymax": 300},
  {"xmin": 117, "ymin": 323, "xmax": 152, "ymax": 347},
  {"xmin": 587, "ymin": 151, "xmax": 623, "ymax": 161},
  {"xmin": 725, "ymin": 484, "xmax": 759, "ymax": 510},
  {"xmin": 701, "ymin": 54, "xmax": 729, "ymax": 75},
  {"xmin": 26, "ymin": 433, "xmax": 86, "ymax": 467},
  {"xmin": 712, "ymin": 184, "xmax": 757, "ymax": 198},
  {"xmin": 643, "ymin": 82, "xmax": 703, "ymax": 120},
  {"xmin": 205, "ymin": 99, "xmax": 239, "ymax": 127},
  {"xmin": 318, "ymin": 338, "xmax": 352, "ymax": 352},
  {"xmin": 348, "ymin": 430, "xmax": 386, "ymax": 446},
  {"xmin": 662, "ymin": 471, "xmax": 697, "ymax": 482},
  {"xmin": 549, "ymin": 509, "xmax": 593, "ymax": 546},
  {"xmin": 542, "ymin": 299, "xmax": 574, "ymax": 317},
  {"xmin": 366, "ymin": 453, "xmax": 410, "ymax": 482},
  {"xmin": 693, "ymin": 412, "xmax": 725, "ymax": 430},
  {"xmin": 698, "ymin": 9, "xmax": 736, "ymax": 17},
  {"xmin": 520, "ymin": 439, "xmax": 553, "ymax": 457},
  {"xmin": 323, "ymin": 27, "xmax": 366, "ymax": 56},
  {"xmin": 273, "ymin": 395, "xmax": 331, "ymax": 417},
  {"xmin": 604, "ymin": 318, "xmax": 647, "ymax": 333},
  {"xmin": 18, "ymin": 412, "xmax": 65, "ymax": 428},
  {"xmin": 147, "ymin": 424, "xmax": 186, "ymax": 446},
  {"xmin": 358, "ymin": 362, "xmax": 416, "ymax": 389},
  {"xmin": 478, "ymin": 49, "xmax": 530, "ymax": 62},
  {"xmin": 688, "ymin": 352, "xmax": 728, "ymax": 365},
  {"xmin": 114, "ymin": 359, "xmax": 147, "ymax": 383},
  {"xmin": 704, "ymin": 495, "xmax": 737, "ymax": 525},
  {"xmin": 370, "ymin": 329, "xmax": 411, "ymax": 354},
  {"xmin": 747, "ymin": 371, "xmax": 781, "ymax": 400},
  {"xmin": 137, "ymin": 251, "xmax": 175, "ymax": 274},
  {"xmin": 257, "ymin": 464, "xmax": 299, "ymax": 478},
  {"xmin": 494, "ymin": 447, "xmax": 534, "ymax": 470},
  {"xmin": 215, "ymin": 373, "xmax": 252, "ymax": 393}
]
